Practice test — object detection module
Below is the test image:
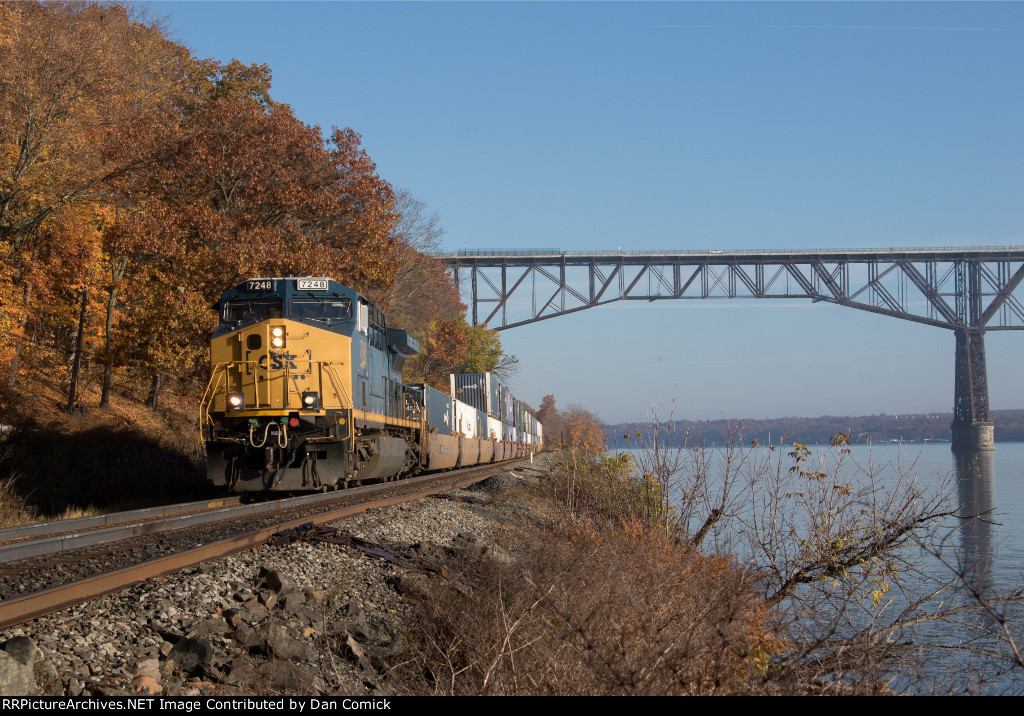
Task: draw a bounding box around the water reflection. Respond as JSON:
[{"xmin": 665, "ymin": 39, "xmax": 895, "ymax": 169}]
[{"xmin": 955, "ymin": 450, "xmax": 996, "ymax": 598}]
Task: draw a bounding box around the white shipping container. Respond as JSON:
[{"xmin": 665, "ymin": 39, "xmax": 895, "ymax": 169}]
[
  {"xmin": 487, "ymin": 416, "xmax": 502, "ymax": 441},
  {"xmin": 453, "ymin": 399, "xmax": 478, "ymax": 438}
]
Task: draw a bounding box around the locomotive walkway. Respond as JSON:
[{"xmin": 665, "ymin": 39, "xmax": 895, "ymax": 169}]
[{"xmin": 440, "ymin": 247, "xmax": 1024, "ymax": 452}]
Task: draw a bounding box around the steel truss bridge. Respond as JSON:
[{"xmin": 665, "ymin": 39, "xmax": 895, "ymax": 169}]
[{"xmin": 440, "ymin": 247, "xmax": 1024, "ymax": 452}]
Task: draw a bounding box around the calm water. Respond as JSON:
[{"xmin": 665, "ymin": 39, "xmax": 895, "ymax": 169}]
[{"xmin": 610, "ymin": 440, "xmax": 1024, "ymax": 693}]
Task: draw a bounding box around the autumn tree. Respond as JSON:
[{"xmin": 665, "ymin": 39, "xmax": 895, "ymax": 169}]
[
  {"xmin": 383, "ymin": 189, "xmax": 465, "ymax": 390},
  {"xmin": 321, "ymin": 127, "xmax": 399, "ymax": 297},
  {"xmin": 0, "ymin": 1, "xmax": 195, "ymax": 394},
  {"xmin": 379, "ymin": 189, "xmax": 520, "ymax": 389},
  {"xmin": 0, "ymin": 1, "xmax": 131, "ymax": 382},
  {"xmin": 535, "ymin": 394, "xmax": 565, "ymax": 449},
  {"xmin": 564, "ymin": 404, "xmax": 606, "ymax": 455},
  {"xmin": 462, "ymin": 323, "xmax": 519, "ymax": 380},
  {"xmin": 0, "ymin": 2, "xmax": 414, "ymax": 414},
  {"xmin": 103, "ymin": 57, "xmax": 401, "ymax": 407},
  {"xmin": 404, "ymin": 319, "xmax": 471, "ymax": 391}
]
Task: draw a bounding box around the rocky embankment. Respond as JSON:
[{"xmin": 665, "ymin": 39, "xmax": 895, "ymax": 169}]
[{"xmin": 0, "ymin": 455, "xmax": 555, "ymax": 696}]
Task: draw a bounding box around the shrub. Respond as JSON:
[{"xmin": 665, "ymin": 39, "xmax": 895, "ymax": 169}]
[{"xmin": 402, "ymin": 518, "xmax": 782, "ymax": 695}]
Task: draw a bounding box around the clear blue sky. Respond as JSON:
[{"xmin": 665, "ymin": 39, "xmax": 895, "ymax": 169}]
[{"xmin": 155, "ymin": 1, "xmax": 1024, "ymax": 424}]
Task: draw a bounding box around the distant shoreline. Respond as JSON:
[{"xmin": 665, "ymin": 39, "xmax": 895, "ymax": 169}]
[{"xmin": 602, "ymin": 409, "xmax": 1024, "ymax": 446}]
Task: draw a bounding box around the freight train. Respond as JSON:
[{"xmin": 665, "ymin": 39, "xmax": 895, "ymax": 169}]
[{"xmin": 200, "ymin": 277, "xmax": 542, "ymax": 492}]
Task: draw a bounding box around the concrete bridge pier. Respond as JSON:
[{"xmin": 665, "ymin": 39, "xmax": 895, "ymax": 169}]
[
  {"xmin": 952, "ymin": 420, "xmax": 995, "ymax": 452},
  {"xmin": 951, "ymin": 328, "xmax": 995, "ymax": 452}
]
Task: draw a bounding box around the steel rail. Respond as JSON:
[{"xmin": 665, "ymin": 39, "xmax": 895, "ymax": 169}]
[
  {"xmin": 0, "ymin": 498, "xmax": 278, "ymax": 564},
  {"xmin": 0, "ymin": 497, "xmax": 241, "ymax": 543},
  {"xmin": 0, "ymin": 460, "xmax": 523, "ymax": 629},
  {"xmin": 0, "ymin": 497, "xmax": 240, "ymax": 553},
  {"xmin": 0, "ymin": 459, "xmax": 522, "ymax": 563}
]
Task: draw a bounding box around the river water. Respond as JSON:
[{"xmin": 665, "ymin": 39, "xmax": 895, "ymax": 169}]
[{"xmin": 609, "ymin": 440, "xmax": 1024, "ymax": 693}]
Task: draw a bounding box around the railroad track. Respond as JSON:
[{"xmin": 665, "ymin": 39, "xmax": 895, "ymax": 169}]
[
  {"xmin": 0, "ymin": 460, "xmax": 525, "ymax": 629},
  {"xmin": 0, "ymin": 496, "xmax": 245, "ymax": 563}
]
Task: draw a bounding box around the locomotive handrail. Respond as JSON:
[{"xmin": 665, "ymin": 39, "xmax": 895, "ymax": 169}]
[
  {"xmin": 320, "ymin": 361, "xmax": 354, "ymax": 411},
  {"xmin": 204, "ymin": 358, "xmax": 355, "ymax": 414},
  {"xmin": 204, "ymin": 358, "xmax": 357, "ymax": 453},
  {"xmin": 320, "ymin": 362, "xmax": 355, "ymax": 453},
  {"xmin": 200, "ymin": 364, "xmax": 229, "ymax": 428},
  {"xmin": 205, "ymin": 356, "xmax": 330, "ymax": 414}
]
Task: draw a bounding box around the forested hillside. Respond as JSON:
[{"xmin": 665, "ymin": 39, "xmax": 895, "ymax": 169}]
[
  {"xmin": 0, "ymin": 1, "xmax": 511, "ymax": 419},
  {"xmin": 0, "ymin": 2, "xmax": 518, "ymax": 517}
]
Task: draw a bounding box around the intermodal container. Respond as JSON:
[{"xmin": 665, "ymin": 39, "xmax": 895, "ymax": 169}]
[
  {"xmin": 450, "ymin": 373, "xmax": 489, "ymax": 413},
  {"xmin": 414, "ymin": 384, "xmax": 453, "ymax": 436},
  {"xmin": 453, "ymin": 398, "xmax": 478, "ymax": 438},
  {"xmin": 487, "ymin": 416, "xmax": 502, "ymax": 441}
]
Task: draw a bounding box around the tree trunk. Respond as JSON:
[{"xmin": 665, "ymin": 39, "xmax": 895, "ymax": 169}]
[
  {"xmin": 7, "ymin": 280, "xmax": 32, "ymax": 386},
  {"xmin": 147, "ymin": 371, "xmax": 162, "ymax": 412},
  {"xmin": 66, "ymin": 286, "xmax": 88, "ymax": 413},
  {"xmin": 99, "ymin": 280, "xmax": 120, "ymax": 409}
]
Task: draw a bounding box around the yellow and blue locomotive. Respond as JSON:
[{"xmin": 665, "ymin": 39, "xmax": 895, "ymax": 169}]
[
  {"xmin": 201, "ymin": 277, "xmax": 421, "ymax": 491},
  {"xmin": 200, "ymin": 277, "xmax": 543, "ymax": 492}
]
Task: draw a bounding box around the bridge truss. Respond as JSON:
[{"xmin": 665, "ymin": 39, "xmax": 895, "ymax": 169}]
[{"xmin": 441, "ymin": 247, "xmax": 1024, "ymax": 451}]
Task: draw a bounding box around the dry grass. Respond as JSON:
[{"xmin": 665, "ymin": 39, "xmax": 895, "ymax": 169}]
[
  {"xmin": 0, "ymin": 472, "xmax": 35, "ymax": 527},
  {"xmin": 400, "ymin": 486, "xmax": 784, "ymax": 695}
]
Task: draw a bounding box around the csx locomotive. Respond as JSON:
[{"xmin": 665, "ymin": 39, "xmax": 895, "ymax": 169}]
[{"xmin": 201, "ymin": 277, "xmax": 542, "ymax": 492}]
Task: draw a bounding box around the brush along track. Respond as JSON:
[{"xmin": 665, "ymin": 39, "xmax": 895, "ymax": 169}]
[{"xmin": 0, "ymin": 460, "xmax": 525, "ymax": 629}]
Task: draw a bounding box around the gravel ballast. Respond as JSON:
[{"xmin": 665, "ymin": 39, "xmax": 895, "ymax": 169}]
[{"xmin": 0, "ymin": 456, "xmax": 555, "ymax": 696}]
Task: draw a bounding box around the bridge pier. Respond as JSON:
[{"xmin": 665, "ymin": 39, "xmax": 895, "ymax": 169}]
[{"xmin": 951, "ymin": 328, "xmax": 994, "ymax": 452}]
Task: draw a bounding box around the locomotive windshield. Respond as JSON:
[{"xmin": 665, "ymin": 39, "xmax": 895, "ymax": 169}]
[
  {"xmin": 222, "ymin": 298, "xmax": 283, "ymax": 324},
  {"xmin": 290, "ymin": 297, "xmax": 352, "ymax": 323}
]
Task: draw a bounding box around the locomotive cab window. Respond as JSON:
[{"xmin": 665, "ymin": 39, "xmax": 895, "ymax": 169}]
[
  {"xmin": 289, "ymin": 297, "xmax": 352, "ymax": 323},
  {"xmin": 222, "ymin": 298, "xmax": 283, "ymax": 324},
  {"xmin": 368, "ymin": 304, "xmax": 386, "ymax": 351}
]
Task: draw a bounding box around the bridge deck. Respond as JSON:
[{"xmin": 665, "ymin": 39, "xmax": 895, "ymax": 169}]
[{"xmin": 441, "ymin": 246, "xmax": 1024, "ymax": 265}]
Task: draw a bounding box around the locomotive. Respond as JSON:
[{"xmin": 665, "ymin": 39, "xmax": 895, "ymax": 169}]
[{"xmin": 200, "ymin": 277, "xmax": 542, "ymax": 492}]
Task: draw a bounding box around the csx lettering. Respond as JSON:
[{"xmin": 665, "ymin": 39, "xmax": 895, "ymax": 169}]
[{"xmin": 257, "ymin": 352, "xmax": 298, "ymax": 371}]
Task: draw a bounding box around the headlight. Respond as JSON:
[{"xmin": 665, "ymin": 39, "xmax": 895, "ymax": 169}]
[
  {"xmin": 301, "ymin": 391, "xmax": 319, "ymax": 410},
  {"xmin": 271, "ymin": 326, "xmax": 285, "ymax": 349},
  {"xmin": 227, "ymin": 393, "xmax": 245, "ymax": 411}
]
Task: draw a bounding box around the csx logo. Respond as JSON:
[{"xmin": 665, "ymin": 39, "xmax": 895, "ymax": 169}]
[
  {"xmin": 255, "ymin": 352, "xmax": 298, "ymax": 371},
  {"xmin": 243, "ymin": 349, "xmax": 311, "ymax": 375}
]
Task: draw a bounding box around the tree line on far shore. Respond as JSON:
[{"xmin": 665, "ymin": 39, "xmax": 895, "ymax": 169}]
[{"xmin": 603, "ymin": 409, "xmax": 1024, "ymax": 448}]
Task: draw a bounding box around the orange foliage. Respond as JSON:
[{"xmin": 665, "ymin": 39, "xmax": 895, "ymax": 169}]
[
  {"xmin": 409, "ymin": 319, "xmax": 471, "ymax": 391},
  {"xmin": 564, "ymin": 404, "xmax": 606, "ymax": 455},
  {"xmin": 0, "ymin": 1, "xmax": 460, "ymax": 410}
]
